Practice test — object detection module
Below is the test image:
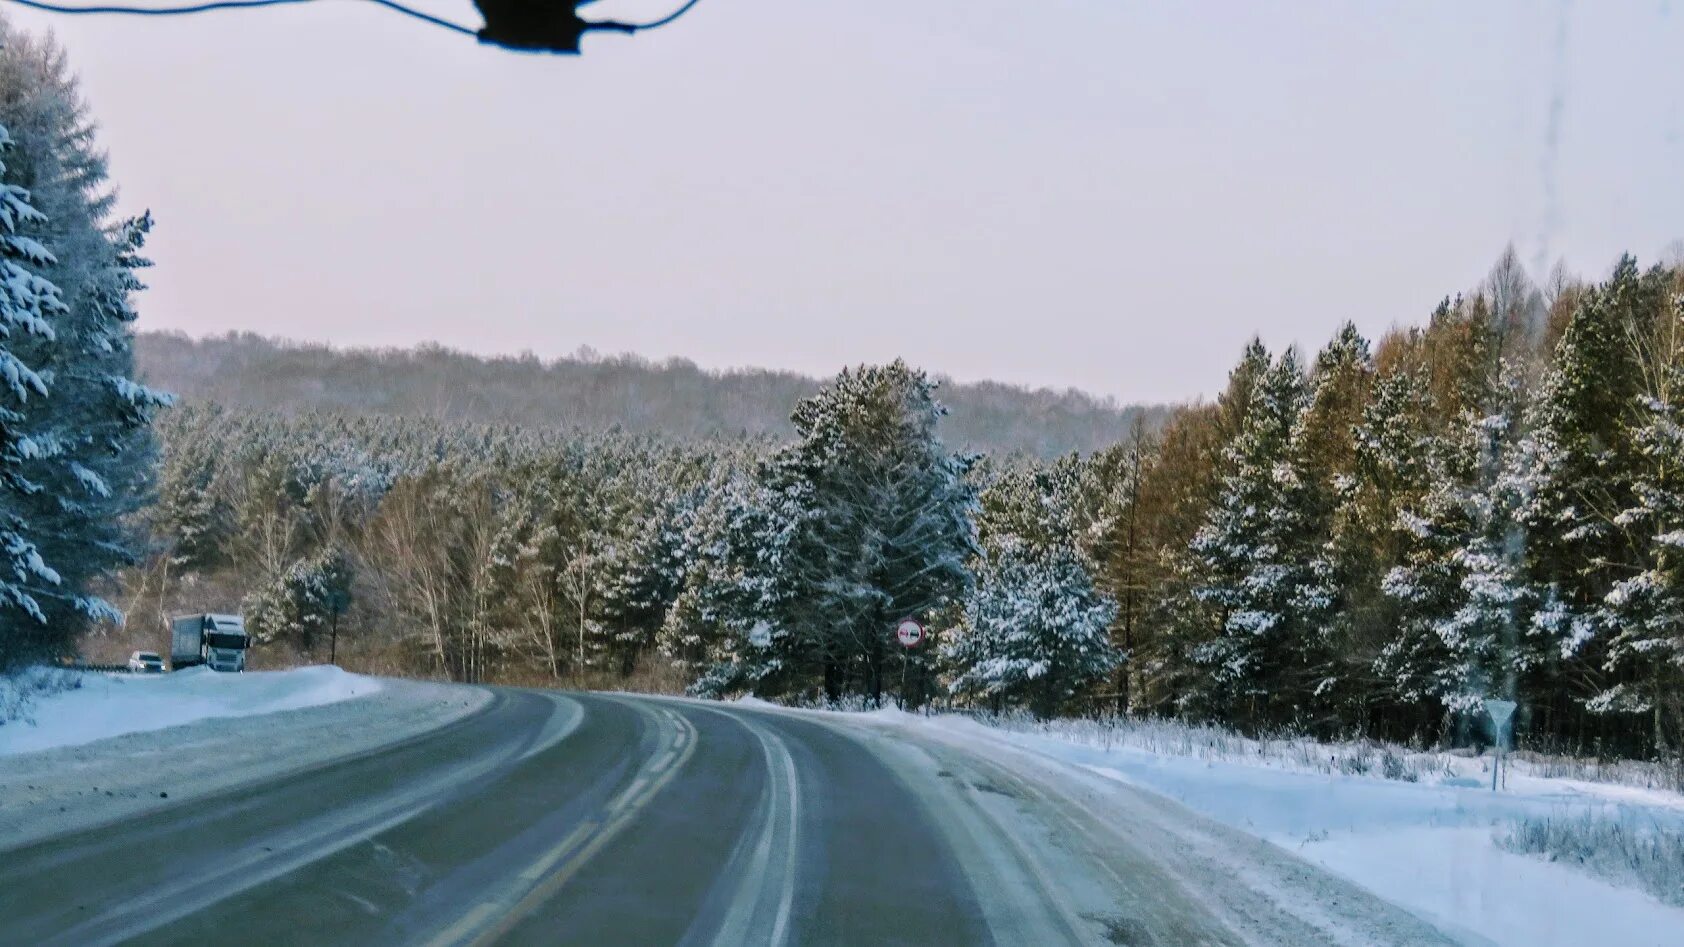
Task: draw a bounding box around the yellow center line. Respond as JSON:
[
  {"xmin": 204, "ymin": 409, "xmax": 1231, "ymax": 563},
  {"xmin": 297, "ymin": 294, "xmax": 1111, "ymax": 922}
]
[{"xmin": 513, "ymin": 821, "xmax": 597, "ymax": 885}]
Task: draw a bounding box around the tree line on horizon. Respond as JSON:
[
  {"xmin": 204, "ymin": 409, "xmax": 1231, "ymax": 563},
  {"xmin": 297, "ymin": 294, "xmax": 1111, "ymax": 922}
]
[{"xmin": 133, "ymin": 331, "xmax": 1169, "ymax": 460}]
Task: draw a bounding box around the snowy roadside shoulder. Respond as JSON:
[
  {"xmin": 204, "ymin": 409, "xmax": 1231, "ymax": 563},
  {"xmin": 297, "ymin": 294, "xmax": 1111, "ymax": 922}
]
[
  {"xmin": 0, "ymin": 665, "xmax": 382, "ymax": 757},
  {"xmin": 0, "ymin": 670, "xmax": 489, "ymax": 852},
  {"xmin": 891, "ymin": 710, "xmax": 1684, "ymax": 947}
]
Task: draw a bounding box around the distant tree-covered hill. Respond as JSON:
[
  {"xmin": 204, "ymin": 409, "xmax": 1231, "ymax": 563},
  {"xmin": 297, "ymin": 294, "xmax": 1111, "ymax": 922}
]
[{"xmin": 135, "ymin": 332, "xmax": 1167, "ymax": 457}]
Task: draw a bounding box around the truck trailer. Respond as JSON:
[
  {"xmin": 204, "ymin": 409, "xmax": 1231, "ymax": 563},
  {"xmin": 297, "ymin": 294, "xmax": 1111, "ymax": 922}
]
[{"xmin": 170, "ymin": 614, "xmax": 251, "ymax": 672}]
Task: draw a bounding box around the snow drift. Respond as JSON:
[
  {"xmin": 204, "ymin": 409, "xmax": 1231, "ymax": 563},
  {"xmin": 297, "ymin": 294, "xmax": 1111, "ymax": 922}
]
[{"xmin": 0, "ymin": 666, "xmax": 381, "ymax": 757}]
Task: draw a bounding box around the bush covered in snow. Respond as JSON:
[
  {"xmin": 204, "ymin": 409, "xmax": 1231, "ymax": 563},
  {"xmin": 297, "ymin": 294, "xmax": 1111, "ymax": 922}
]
[{"xmin": 0, "ymin": 667, "xmax": 80, "ymax": 725}]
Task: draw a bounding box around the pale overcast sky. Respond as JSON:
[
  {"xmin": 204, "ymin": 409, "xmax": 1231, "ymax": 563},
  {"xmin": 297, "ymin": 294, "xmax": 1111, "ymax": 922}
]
[{"xmin": 9, "ymin": 0, "xmax": 1684, "ymax": 402}]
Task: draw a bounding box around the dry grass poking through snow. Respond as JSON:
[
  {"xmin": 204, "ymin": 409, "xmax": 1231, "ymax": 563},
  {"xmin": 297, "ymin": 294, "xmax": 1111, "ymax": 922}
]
[
  {"xmin": 1500, "ymin": 813, "xmax": 1684, "ymax": 908},
  {"xmin": 962, "ymin": 709, "xmax": 1684, "ymax": 794},
  {"xmin": 1516, "ymin": 750, "xmax": 1684, "ymax": 794},
  {"xmin": 972, "ymin": 710, "xmax": 1447, "ymax": 782}
]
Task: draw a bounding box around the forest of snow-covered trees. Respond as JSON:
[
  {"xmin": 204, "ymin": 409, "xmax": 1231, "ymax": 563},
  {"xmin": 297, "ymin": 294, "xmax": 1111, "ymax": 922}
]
[
  {"xmin": 92, "ymin": 247, "xmax": 1684, "ymax": 761},
  {"xmin": 103, "ymin": 248, "xmax": 1684, "ymax": 766},
  {"xmin": 0, "ymin": 19, "xmax": 1680, "ymax": 771}
]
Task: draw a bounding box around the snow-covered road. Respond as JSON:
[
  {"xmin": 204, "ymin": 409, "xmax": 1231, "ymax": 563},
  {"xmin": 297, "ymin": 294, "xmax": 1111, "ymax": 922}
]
[{"xmin": 0, "ymin": 684, "xmax": 1460, "ymax": 946}]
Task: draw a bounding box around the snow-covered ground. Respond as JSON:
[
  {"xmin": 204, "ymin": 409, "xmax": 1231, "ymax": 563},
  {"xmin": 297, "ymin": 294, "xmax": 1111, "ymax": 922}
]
[
  {"xmin": 867, "ymin": 710, "xmax": 1684, "ymax": 947},
  {"xmin": 0, "ymin": 666, "xmax": 382, "ymax": 757}
]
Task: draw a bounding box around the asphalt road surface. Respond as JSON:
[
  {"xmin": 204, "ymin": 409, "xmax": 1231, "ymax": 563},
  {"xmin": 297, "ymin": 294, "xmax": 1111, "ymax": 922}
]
[{"xmin": 0, "ymin": 689, "xmax": 1455, "ymax": 946}]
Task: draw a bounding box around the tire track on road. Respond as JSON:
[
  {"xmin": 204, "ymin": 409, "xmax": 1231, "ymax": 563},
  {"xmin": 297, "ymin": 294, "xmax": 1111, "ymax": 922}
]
[{"xmin": 431, "ymin": 700, "xmax": 699, "ymax": 946}]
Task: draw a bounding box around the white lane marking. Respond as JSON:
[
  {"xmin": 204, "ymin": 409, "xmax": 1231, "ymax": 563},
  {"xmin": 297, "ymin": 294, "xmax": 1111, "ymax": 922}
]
[
  {"xmin": 676, "ymin": 704, "xmax": 801, "ymax": 947},
  {"xmin": 767, "ymin": 725, "xmax": 799, "ymax": 946},
  {"xmin": 519, "ymin": 694, "xmax": 587, "ymax": 761},
  {"xmin": 767, "ymin": 708, "xmax": 1097, "ymax": 946}
]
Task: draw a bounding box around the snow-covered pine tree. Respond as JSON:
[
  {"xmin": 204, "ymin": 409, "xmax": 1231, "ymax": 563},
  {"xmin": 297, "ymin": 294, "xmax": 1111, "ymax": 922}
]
[
  {"xmin": 0, "ymin": 119, "xmax": 65, "ymax": 656},
  {"xmin": 243, "ymin": 545, "xmax": 353, "ymax": 656},
  {"xmin": 693, "ymin": 362, "xmax": 977, "ymax": 703},
  {"xmin": 652, "ymin": 457, "xmax": 756, "ymax": 678},
  {"xmin": 1519, "ymin": 258, "xmax": 1671, "ymax": 750},
  {"xmin": 947, "ymin": 545, "xmax": 1117, "ymax": 717},
  {"xmin": 1141, "ymin": 341, "xmax": 1275, "ymax": 718},
  {"xmin": 1183, "ymin": 347, "xmax": 1335, "ymax": 729},
  {"xmin": 1440, "ymin": 379, "xmax": 1535, "ymax": 710},
  {"xmin": 654, "ymin": 511, "xmax": 723, "ymax": 670},
  {"xmin": 684, "ymin": 470, "xmax": 807, "ymax": 698},
  {"xmin": 1520, "ymin": 259, "xmax": 1653, "ymax": 611},
  {"xmin": 0, "ymin": 28, "xmax": 169, "ymax": 640},
  {"xmin": 1596, "ymin": 291, "xmax": 1684, "ymax": 752},
  {"xmin": 1341, "ymin": 367, "xmax": 1449, "ymax": 732},
  {"xmin": 1074, "ymin": 419, "xmax": 1158, "ymax": 713},
  {"xmin": 946, "ymin": 461, "xmax": 1117, "ymax": 716},
  {"xmin": 601, "ymin": 484, "xmax": 692, "ymax": 673},
  {"xmin": 1381, "ymin": 361, "xmax": 1535, "ymax": 726},
  {"xmin": 1295, "ymin": 322, "xmax": 1375, "ymax": 715},
  {"xmin": 1297, "ymin": 324, "xmax": 1374, "ymax": 523}
]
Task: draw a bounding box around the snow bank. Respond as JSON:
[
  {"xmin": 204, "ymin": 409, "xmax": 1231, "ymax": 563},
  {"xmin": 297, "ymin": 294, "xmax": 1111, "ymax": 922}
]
[
  {"xmin": 0, "ymin": 666, "xmax": 382, "ymax": 757},
  {"xmin": 911, "ymin": 714, "xmax": 1684, "ymax": 947}
]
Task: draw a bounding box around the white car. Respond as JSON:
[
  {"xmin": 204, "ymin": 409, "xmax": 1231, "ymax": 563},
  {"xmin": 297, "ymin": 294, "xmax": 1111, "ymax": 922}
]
[{"xmin": 127, "ymin": 650, "xmax": 165, "ymax": 673}]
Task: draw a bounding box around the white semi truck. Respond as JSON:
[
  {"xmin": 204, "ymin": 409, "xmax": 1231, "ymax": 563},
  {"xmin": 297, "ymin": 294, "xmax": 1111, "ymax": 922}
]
[{"xmin": 170, "ymin": 613, "xmax": 251, "ymax": 672}]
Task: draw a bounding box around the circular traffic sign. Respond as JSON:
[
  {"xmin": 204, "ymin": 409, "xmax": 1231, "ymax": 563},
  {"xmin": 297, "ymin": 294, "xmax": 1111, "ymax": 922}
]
[{"xmin": 895, "ymin": 618, "xmax": 924, "ymax": 648}]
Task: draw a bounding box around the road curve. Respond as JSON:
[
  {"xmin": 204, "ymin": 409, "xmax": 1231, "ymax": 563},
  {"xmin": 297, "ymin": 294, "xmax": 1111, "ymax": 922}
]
[{"xmin": 0, "ymin": 688, "xmax": 1452, "ymax": 946}]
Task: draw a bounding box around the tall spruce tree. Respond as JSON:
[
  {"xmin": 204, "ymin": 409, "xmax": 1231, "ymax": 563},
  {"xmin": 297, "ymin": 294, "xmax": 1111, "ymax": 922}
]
[
  {"xmin": 0, "ymin": 120, "xmax": 65, "ymax": 655},
  {"xmin": 1381, "ymin": 361, "xmax": 1535, "ymax": 731},
  {"xmin": 947, "ymin": 460, "xmax": 1117, "ymax": 716},
  {"xmin": 0, "ymin": 27, "xmax": 167, "ymax": 649},
  {"xmin": 1184, "ymin": 348, "xmax": 1335, "ymax": 729},
  {"xmin": 1520, "ymin": 258, "xmax": 1670, "ymax": 749},
  {"xmin": 1297, "ymin": 323, "xmax": 1375, "ymax": 716},
  {"xmin": 1521, "ymin": 259, "xmax": 1655, "ymax": 615},
  {"xmin": 1595, "ymin": 292, "xmax": 1684, "ymax": 752},
  {"xmin": 1077, "ymin": 419, "xmax": 1158, "ymax": 713},
  {"xmin": 1344, "ymin": 367, "xmax": 1443, "ymax": 734},
  {"xmin": 697, "ymin": 362, "xmax": 977, "ymax": 703},
  {"xmin": 1147, "ymin": 342, "xmax": 1272, "ymax": 718}
]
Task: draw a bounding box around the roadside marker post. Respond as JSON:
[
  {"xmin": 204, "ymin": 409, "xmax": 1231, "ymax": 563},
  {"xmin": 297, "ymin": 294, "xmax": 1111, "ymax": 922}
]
[
  {"xmin": 895, "ymin": 619, "xmax": 923, "ymax": 710},
  {"xmin": 1484, "ymin": 698, "xmax": 1517, "ymax": 792}
]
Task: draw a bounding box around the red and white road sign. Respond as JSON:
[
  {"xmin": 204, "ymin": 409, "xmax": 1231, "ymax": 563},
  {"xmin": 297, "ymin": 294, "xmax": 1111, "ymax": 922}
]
[{"xmin": 895, "ymin": 618, "xmax": 924, "ymax": 648}]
